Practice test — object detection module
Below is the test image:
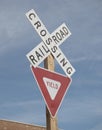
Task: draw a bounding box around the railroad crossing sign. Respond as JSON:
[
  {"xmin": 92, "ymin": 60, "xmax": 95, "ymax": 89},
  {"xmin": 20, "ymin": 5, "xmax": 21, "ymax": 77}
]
[
  {"xmin": 31, "ymin": 66, "xmax": 72, "ymax": 117},
  {"xmin": 26, "ymin": 23, "xmax": 71, "ymax": 68},
  {"xmin": 26, "ymin": 9, "xmax": 75, "ymax": 77}
]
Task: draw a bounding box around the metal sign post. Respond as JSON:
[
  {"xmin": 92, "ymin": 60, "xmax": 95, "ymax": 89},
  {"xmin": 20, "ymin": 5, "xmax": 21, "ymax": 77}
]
[{"xmin": 44, "ymin": 54, "xmax": 58, "ymax": 130}]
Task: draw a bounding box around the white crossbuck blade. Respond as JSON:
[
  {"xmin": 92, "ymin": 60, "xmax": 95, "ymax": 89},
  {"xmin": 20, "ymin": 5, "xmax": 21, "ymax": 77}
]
[
  {"xmin": 26, "ymin": 9, "xmax": 75, "ymax": 77},
  {"xmin": 26, "ymin": 23, "xmax": 71, "ymax": 67}
]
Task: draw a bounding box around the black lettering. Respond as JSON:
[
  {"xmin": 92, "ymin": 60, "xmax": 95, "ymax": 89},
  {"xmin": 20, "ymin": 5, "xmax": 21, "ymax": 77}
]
[
  {"xmin": 60, "ymin": 29, "xmax": 66, "ymax": 38},
  {"xmin": 51, "ymin": 46, "xmax": 57, "ymax": 53},
  {"xmin": 42, "ymin": 44, "xmax": 49, "ymax": 53},
  {"xmin": 34, "ymin": 21, "xmax": 41, "ymax": 29},
  {"xmin": 56, "ymin": 52, "xmax": 61, "ymax": 58},
  {"xmin": 29, "ymin": 55, "xmax": 37, "ymax": 64},
  {"xmin": 62, "ymin": 27, "xmax": 68, "ymax": 35},
  {"xmin": 56, "ymin": 32, "xmax": 62, "ymax": 41},
  {"xmin": 46, "ymin": 38, "xmax": 52, "ymax": 45},
  {"xmin": 66, "ymin": 67, "xmax": 72, "ymax": 75},
  {"xmin": 60, "ymin": 58, "xmax": 67, "ymax": 67},
  {"xmin": 39, "ymin": 48, "xmax": 45, "ymax": 56},
  {"xmin": 29, "ymin": 13, "xmax": 36, "ymax": 20},
  {"xmin": 40, "ymin": 30, "xmax": 47, "ymax": 37},
  {"xmin": 52, "ymin": 35, "xmax": 59, "ymax": 44},
  {"xmin": 35, "ymin": 51, "xmax": 42, "ymax": 60}
]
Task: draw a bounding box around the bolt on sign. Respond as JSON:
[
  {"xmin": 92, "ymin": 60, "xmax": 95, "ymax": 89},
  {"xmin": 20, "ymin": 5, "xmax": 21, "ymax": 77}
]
[{"xmin": 25, "ymin": 9, "xmax": 75, "ymax": 117}]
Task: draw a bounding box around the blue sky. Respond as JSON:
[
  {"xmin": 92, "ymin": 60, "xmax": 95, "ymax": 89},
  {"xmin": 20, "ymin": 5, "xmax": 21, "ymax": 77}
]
[{"xmin": 0, "ymin": 0, "xmax": 102, "ymax": 130}]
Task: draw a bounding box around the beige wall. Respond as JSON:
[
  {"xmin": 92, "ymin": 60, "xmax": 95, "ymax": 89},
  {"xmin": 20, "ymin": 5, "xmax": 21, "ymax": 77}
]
[{"xmin": 0, "ymin": 120, "xmax": 46, "ymax": 130}]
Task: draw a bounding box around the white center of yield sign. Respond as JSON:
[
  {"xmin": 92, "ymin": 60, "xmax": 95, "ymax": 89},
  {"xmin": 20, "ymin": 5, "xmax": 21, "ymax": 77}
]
[{"xmin": 43, "ymin": 77, "xmax": 61, "ymax": 100}]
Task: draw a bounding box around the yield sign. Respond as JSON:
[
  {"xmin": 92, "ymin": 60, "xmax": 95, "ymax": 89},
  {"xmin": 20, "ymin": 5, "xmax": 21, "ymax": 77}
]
[{"xmin": 31, "ymin": 66, "xmax": 72, "ymax": 117}]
